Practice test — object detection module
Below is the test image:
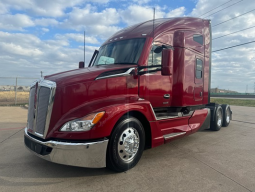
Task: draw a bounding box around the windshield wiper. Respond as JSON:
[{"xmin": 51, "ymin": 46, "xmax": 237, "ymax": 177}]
[{"xmin": 113, "ymin": 62, "xmax": 137, "ymax": 65}]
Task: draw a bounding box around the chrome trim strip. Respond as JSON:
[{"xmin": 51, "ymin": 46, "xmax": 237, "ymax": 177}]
[
  {"xmin": 149, "ymin": 104, "xmax": 183, "ymax": 121},
  {"xmin": 156, "ymin": 113, "xmax": 182, "ymax": 120},
  {"xmin": 32, "ymin": 85, "xmax": 39, "ymax": 134},
  {"xmin": 182, "ymin": 111, "xmax": 194, "ymax": 117},
  {"xmin": 163, "ymin": 132, "xmax": 186, "ymax": 140},
  {"xmin": 149, "ymin": 104, "xmax": 157, "ymax": 121},
  {"xmin": 42, "ymin": 81, "xmax": 56, "ymax": 139},
  {"xmin": 24, "ymin": 128, "xmax": 109, "ymax": 168},
  {"xmin": 30, "ymin": 77, "xmax": 44, "ymax": 87},
  {"xmin": 95, "ymin": 67, "xmax": 135, "ymax": 80}
]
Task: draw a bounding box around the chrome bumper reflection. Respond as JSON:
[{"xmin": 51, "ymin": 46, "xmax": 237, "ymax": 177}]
[{"xmin": 24, "ymin": 128, "xmax": 109, "ymax": 168}]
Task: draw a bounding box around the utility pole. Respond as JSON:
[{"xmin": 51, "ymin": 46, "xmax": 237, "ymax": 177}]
[
  {"xmin": 83, "ymin": 31, "xmax": 86, "ymax": 67},
  {"xmin": 14, "ymin": 77, "xmax": 17, "ymax": 105},
  {"xmin": 41, "ymin": 71, "xmax": 43, "ymax": 77}
]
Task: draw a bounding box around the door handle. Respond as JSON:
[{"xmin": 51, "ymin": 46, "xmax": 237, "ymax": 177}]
[{"xmin": 164, "ymin": 94, "xmax": 170, "ymax": 99}]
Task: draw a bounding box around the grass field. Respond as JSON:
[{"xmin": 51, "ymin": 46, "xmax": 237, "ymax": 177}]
[
  {"xmin": 210, "ymin": 98, "xmax": 255, "ymax": 107},
  {"xmin": 0, "ymin": 91, "xmax": 29, "ymax": 105}
]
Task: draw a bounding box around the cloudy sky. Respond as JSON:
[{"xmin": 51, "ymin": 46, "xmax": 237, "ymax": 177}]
[{"xmin": 0, "ymin": 0, "xmax": 254, "ymax": 93}]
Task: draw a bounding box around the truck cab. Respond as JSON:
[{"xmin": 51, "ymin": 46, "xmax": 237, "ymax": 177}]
[{"xmin": 24, "ymin": 17, "xmax": 232, "ymax": 172}]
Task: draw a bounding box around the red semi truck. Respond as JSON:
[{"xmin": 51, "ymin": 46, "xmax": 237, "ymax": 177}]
[{"xmin": 24, "ymin": 17, "xmax": 232, "ymax": 172}]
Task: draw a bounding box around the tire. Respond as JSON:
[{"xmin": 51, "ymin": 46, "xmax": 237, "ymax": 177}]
[
  {"xmin": 222, "ymin": 105, "xmax": 231, "ymax": 127},
  {"xmin": 106, "ymin": 116, "xmax": 145, "ymax": 172},
  {"xmin": 210, "ymin": 106, "xmax": 223, "ymax": 131}
]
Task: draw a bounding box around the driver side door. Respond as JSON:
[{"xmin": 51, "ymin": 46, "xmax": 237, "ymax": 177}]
[{"xmin": 139, "ymin": 43, "xmax": 172, "ymax": 108}]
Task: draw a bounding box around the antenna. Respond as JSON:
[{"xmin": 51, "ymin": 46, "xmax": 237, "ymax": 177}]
[
  {"xmin": 84, "ymin": 31, "xmax": 85, "ymax": 66},
  {"xmin": 152, "ymin": 7, "xmax": 155, "ymax": 65}
]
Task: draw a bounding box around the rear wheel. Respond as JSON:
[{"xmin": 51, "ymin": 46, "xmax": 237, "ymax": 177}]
[
  {"xmin": 106, "ymin": 116, "xmax": 145, "ymax": 172},
  {"xmin": 222, "ymin": 105, "xmax": 231, "ymax": 127},
  {"xmin": 210, "ymin": 106, "xmax": 223, "ymax": 131}
]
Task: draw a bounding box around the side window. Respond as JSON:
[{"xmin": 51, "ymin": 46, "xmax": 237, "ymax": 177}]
[
  {"xmin": 193, "ymin": 34, "xmax": 203, "ymax": 45},
  {"xmin": 148, "ymin": 44, "xmax": 162, "ymax": 66},
  {"xmin": 196, "ymin": 59, "xmax": 203, "ymax": 79}
]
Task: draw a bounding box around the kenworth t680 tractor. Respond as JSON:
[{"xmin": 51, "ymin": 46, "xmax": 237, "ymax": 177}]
[{"xmin": 24, "ymin": 17, "xmax": 232, "ymax": 172}]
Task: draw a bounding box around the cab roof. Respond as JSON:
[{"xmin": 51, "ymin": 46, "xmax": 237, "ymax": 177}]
[{"xmin": 102, "ymin": 17, "xmax": 209, "ymax": 46}]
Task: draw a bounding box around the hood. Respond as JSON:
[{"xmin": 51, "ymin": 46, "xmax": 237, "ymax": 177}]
[{"xmin": 45, "ymin": 64, "xmax": 136, "ymax": 87}]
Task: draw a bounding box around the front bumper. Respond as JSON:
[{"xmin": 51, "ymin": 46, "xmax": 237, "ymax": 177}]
[{"xmin": 24, "ymin": 128, "xmax": 109, "ymax": 168}]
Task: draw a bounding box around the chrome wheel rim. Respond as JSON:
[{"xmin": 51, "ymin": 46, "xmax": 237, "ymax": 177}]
[
  {"xmin": 226, "ymin": 108, "xmax": 230, "ymax": 123},
  {"xmin": 118, "ymin": 127, "xmax": 140, "ymax": 163},
  {"xmin": 217, "ymin": 109, "xmax": 222, "ymax": 127}
]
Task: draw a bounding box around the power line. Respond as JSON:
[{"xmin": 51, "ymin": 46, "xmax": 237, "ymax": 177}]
[
  {"xmin": 213, "ymin": 8, "xmax": 255, "ymax": 27},
  {"xmin": 212, "ymin": 40, "xmax": 255, "ymax": 52},
  {"xmin": 204, "ymin": 0, "xmax": 244, "ymax": 18},
  {"xmin": 212, "ymin": 25, "xmax": 255, "ymax": 40},
  {"xmin": 198, "ymin": 0, "xmax": 235, "ymax": 17}
]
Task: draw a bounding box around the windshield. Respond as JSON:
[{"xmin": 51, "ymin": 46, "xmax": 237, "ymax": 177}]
[{"xmin": 94, "ymin": 38, "xmax": 145, "ymax": 65}]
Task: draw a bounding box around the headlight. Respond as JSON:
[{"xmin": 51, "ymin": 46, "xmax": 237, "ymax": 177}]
[{"xmin": 60, "ymin": 111, "xmax": 105, "ymax": 132}]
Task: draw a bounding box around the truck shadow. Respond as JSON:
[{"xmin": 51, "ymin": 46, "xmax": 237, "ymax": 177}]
[
  {"xmin": 0, "ymin": 155, "xmax": 114, "ymax": 187},
  {"xmin": 21, "ymin": 154, "xmax": 114, "ymax": 177}
]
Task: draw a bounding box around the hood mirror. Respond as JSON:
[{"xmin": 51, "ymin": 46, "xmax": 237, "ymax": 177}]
[{"xmin": 79, "ymin": 61, "xmax": 85, "ymax": 68}]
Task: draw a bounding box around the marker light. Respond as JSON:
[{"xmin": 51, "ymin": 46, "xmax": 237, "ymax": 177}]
[{"xmin": 60, "ymin": 111, "xmax": 105, "ymax": 132}]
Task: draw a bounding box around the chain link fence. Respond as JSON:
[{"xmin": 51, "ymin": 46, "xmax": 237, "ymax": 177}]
[{"xmin": 0, "ymin": 77, "xmax": 39, "ymax": 105}]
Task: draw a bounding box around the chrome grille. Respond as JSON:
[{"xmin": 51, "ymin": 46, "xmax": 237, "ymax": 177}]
[
  {"xmin": 35, "ymin": 87, "xmax": 51, "ymax": 135},
  {"xmin": 27, "ymin": 79, "xmax": 56, "ymax": 138}
]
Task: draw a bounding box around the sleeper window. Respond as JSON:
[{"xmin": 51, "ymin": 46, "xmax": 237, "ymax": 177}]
[
  {"xmin": 193, "ymin": 35, "xmax": 203, "ymax": 45},
  {"xmin": 196, "ymin": 59, "xmax": 203, "ymax": 79}
]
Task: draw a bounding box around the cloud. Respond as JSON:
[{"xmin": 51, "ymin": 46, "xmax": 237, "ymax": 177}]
[
  {"xmin": 119, "ymin": 5, "xmax": 165, "ymax": 25},
  {"xmin": 191, "ymin": 0, "xmax": 255, "ymax": 92},
  {"xmin": 0, "ymin": 0, "xmax": 110, "ymax": 17},
  {"xmin": 60, "ymin": 4, "xmax": 121, "ymax": 39},
  {"xmin": 34, "ymin": 18, "xmax": 59, "ymax": 26},
  {"xmin": 62, "ymin": 5, "xmax": 120, "ymax": 28},
  {"xmin": 132, "ymin": 0, "xmax": 151, "ymax": 5},
  {"xmin": 0, "ymin": 2, "xmax": 8, "ymax": 14},
  {"xmin": 55, "ymin": 33, "xmax": 100, "ymax": 44},
  {"xmin": 0, "ymin": 14, "xmax": 34, "ymax": 30},
  {"xmin": 166, "ymin": 7, "xmax": 185, "ymax": 17},
  {"xmin": 42, "ymin": 28, "xmax": 49, "ymax": 32},
  {"xmin": 0, "ymin": 32, "xmax": 97, "ymax": 79},
  {"xmin": 120, "ymin": 5, "xmax": 186, "ymax": 25}
]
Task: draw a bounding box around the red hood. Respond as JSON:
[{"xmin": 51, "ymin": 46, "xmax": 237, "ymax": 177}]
[{"xmin": 45, "ymin": 64, "xmax": 136, "ymax": 87}]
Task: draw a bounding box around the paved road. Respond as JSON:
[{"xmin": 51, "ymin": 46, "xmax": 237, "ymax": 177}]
[{"xmin": 0, "ymin": 106, "xmax": 255, "ymax": 192}]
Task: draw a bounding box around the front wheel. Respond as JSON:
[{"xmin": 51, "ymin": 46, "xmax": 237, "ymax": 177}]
[{"xmin": 106, "ymin": 116, "xmax": 145, "ymax": 172}]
